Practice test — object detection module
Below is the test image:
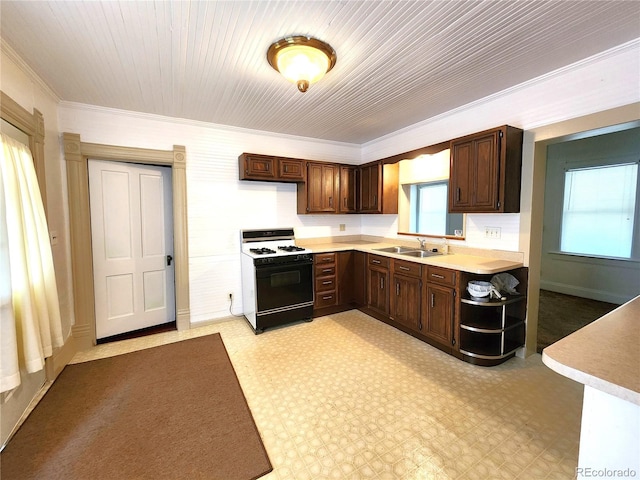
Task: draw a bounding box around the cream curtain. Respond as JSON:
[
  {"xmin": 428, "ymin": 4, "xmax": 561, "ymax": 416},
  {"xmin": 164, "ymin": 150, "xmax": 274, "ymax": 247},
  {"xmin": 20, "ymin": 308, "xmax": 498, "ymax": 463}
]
[{"xmin": 0, "ymin": 133, "xmax": 63, "ymax": 393}]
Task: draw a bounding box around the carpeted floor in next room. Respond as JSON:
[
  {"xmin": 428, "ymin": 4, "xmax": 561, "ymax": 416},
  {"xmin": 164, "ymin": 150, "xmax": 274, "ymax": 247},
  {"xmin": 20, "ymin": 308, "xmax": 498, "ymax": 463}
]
[{"xmin": 536, "ymin": 289, "xmax": 619, "ymax": 353}]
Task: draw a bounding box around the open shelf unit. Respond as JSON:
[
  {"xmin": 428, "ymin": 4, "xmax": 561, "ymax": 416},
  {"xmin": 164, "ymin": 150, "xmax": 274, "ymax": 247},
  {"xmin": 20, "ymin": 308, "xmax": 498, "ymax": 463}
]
[{"xmin": 458, "ymin": 268, "xmax": 528, "ymax": 366}]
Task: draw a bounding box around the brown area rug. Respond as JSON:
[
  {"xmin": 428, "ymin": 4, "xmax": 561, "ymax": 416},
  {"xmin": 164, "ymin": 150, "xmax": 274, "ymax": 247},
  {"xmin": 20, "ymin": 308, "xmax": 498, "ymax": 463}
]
[
  {"xmin": 1, "ymin": 334, "xmax": 272, "ymax": 480},
  {"xmin": 537, "ymin": 289, "xmax": 619, "ymax": 353}
]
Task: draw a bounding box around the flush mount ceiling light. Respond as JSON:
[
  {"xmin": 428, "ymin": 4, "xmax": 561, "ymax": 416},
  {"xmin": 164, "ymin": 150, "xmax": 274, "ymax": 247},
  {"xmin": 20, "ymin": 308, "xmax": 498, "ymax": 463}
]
[{"xmin": 267, "ymin": 36, "xmax": 337, "ymax": 93}]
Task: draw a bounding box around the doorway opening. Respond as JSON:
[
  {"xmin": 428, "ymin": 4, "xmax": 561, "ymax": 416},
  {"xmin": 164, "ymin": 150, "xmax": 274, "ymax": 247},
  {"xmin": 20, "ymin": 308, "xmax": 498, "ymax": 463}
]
[
  {"xmin": 536, "ymin": 122, "xmax": 640, "ymax": 351},
  {"xmin": 63, "ymin": 134, "xmax": 190, "ymax": 351}
]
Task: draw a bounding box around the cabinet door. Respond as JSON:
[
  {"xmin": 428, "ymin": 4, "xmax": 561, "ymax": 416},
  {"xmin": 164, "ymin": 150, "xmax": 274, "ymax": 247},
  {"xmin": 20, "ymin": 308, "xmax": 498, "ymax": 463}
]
[
  {"xmin": 472, "ymin": 132, "xmax": 499, "ymax": 209},
  {"xmin": 278, "ymin": 158, "xmax": 305, "ymax": 181},
  {"xmin": 307, "ymin": 163, "xmax": 338, "ymax": 213},
  {"xmin": 391, "ymin": 274, "xmax": 422, "ymax": 332},
  {"xmin": 359, "ymin": 164, "xmax": 381, "ymax": 213},
  {"xmin": 424, "ymin": 283, "xmax": 455, "ymax": 346},
  {"xmin": 449, "ymin": 141, "xmax": 473, "ymax": 210},
  {"xmin": 339, "ymin": 166, "xmax": 357, "ymax": 213},
  {"xmin": 367, "ymin": 266, "xmax": 389, "ymax": 315},
  {"xmin": 240, "ymin": 154, "xmax": 276, "ymax": 180}
]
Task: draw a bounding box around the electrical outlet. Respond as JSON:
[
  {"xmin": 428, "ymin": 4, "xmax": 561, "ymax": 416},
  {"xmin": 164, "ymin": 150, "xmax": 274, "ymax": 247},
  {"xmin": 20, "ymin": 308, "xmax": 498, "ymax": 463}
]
[
  {"xmin": 484, "ymin": 227, "xmax": 501, "ymax": 239},
  {"xmin": 339, "ymin": 224, "xmax": 346, "ymax": 231}
]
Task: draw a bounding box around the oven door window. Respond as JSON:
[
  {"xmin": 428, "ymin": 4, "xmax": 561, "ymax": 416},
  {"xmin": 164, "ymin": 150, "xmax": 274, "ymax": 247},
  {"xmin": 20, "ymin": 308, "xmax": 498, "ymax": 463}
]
[{"xmin": 255, "ymin": 262, "xmax": 313, "ymax": 312}]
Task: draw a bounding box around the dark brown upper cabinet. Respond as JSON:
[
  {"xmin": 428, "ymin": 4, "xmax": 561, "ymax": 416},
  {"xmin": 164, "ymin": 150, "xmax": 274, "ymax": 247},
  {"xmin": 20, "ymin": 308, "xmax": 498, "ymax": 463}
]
[
  {"xmin": 298, "ymin": 162, "xmax": 340, "ymax": 213},
  {"xmin": 359, "ymin": 162, "xmax": 399, "ymax": 214},
  {"xmin": 338, "ymin": 165, "xmax": 358, "ymax": 213},
  {"xmin": 239, "ymin": 153, "xmax": 305, "ymax": 182},
  {"xmin": 448, "ymin": 125, "xmax": 523, "ymax": 213}
]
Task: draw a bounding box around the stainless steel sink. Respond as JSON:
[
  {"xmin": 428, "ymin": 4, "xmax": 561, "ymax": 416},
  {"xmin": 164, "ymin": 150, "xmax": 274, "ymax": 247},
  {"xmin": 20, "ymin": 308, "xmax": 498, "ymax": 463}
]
[
  {"xmin": 400, "ymin": 250, "xmax": 443, "ymax": 258},
  {"xmin": 374, "ymin": 246, "xmax": 418, "ymax": 253}
]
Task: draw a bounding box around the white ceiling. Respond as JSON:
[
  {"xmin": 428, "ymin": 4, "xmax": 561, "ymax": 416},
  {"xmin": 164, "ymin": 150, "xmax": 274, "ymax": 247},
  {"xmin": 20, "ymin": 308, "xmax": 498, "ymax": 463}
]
[{"xmin": 1, "ymin": 1, "xmax": 639, "ymax": 144}]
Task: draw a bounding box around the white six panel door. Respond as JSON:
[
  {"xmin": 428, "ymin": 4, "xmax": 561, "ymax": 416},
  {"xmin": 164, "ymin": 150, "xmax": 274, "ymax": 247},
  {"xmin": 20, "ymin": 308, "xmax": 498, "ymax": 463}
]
[{"xmin": 89, "ymin": 160, "xmax": 175, "ymax": 339}]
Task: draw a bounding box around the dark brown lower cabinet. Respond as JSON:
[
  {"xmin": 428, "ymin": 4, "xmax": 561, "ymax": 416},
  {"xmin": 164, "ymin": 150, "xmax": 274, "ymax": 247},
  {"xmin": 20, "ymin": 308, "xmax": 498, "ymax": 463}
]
[
  {"xmin": 424, "ymin": 282, "xmax": 455, "ymax": 346},
  {"xmin": 367, "ymin": 254, "xmax": 390, "ymax": 316},
  {"xmin": 391, "ymin": 274, "xmax": 422, "ymax": 331},
  {"xmin": 312, "ymin": 251, "xmax": 366, "ymax": 317}
]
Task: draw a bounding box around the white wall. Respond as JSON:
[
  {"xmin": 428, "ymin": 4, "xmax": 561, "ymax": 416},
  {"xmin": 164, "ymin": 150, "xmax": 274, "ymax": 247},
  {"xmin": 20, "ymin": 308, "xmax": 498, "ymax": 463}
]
[{"xmin": 58, "ymin": 104, "xmax": 361, "ymax": 322}]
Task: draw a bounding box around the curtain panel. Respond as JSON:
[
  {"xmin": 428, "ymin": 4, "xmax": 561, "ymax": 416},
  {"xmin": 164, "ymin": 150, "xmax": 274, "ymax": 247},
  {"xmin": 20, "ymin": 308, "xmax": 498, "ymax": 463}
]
[{"xmin": 0, "ymin": 133, "xmax": 63, "ymax": 393}]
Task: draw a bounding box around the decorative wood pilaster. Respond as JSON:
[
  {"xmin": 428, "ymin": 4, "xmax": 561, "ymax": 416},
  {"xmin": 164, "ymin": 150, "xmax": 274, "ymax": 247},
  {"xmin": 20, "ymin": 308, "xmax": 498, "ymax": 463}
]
[
  {"xmin": 63, "ymin": 133, "xmax": 97, "ymax": 350},
  {"xmin": 172, "ymin": 145, "xmax": 190, "ymax": 331}
]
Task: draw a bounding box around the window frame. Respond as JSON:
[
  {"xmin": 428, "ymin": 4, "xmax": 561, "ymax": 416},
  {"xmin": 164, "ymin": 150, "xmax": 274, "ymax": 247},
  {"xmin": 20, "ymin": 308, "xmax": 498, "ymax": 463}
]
[{"xmin": 558, "ymin": 156, "xmax": 640, "ymax": 261}]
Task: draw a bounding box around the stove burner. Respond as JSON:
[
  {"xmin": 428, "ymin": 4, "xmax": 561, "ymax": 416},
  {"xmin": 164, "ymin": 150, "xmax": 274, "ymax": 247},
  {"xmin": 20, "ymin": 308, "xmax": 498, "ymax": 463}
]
[
  {"xmin": 250, "ymin": 247, "xmax": 276, "ymax": 255},
  {"xmin": 278, "ymin": 245, "xmax": 305, "ymax": 252}
]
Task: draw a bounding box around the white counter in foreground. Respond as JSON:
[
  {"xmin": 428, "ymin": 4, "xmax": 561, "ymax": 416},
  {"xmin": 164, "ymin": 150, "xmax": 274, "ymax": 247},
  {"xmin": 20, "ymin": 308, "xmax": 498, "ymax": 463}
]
[{"xmin": 542, "ymin": 296, "xmax": 640, "ymax": 479}]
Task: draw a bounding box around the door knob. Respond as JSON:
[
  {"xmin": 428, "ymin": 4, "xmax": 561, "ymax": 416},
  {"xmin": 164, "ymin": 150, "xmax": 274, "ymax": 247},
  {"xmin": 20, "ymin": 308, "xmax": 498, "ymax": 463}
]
[{"xmin": 166, "ymin": 255, "xmax": 173, "ymax": 266}]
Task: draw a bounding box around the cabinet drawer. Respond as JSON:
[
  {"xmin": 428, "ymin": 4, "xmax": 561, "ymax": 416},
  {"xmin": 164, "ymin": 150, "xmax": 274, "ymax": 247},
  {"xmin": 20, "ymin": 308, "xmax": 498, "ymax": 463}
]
[
  {"xmin": 368, "ymin": 254, "xmax": 390, "ymax": 268},
  {"xmin": 315, "ymin": 276, "xmax": 336, "ymax": 292},
  {"xmin": 315, "ymin": 253, "xmax": 336, "ymax": 265},
  {"xmin": 315, "ymin": 291, "xmax": 337, "ymax": 308},
  {"xmin": 426, "ymin": 267, "xmax": 456, "ymax": 286},
  {"xmin": 315, "ymin": 265, "xmax": 336, "ymax": 276},
  {"xmin": 393, "ymin": 259, "xmax": 422, "ymax": 277}
]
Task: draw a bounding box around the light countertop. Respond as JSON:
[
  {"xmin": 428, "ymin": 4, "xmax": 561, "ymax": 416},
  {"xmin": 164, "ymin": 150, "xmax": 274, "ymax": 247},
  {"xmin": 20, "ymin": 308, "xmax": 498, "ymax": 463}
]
[
  {"xmin": 301, "ymin": 240, "xmax": 524, "ymax": 275},
  {"xmin": 542, "ymin": 295, "xmax": 640, "ymax": 405}
]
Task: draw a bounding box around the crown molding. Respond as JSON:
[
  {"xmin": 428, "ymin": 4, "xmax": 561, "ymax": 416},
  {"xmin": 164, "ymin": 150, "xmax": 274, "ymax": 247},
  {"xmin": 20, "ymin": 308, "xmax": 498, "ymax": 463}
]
[
  {"xmin": 1, "ymin": 39, "xmax": 61, "ymax": 103},
  {"xmin": 58, "ymin": 100, "xmax": 361, "ymax": 150}
]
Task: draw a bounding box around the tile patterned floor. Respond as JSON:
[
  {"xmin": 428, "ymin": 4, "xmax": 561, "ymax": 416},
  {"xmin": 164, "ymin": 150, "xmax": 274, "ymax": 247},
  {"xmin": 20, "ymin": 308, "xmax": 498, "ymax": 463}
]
[{"xmin": 71, "ymin": 310, "xmax": 583, "ymax": 479}]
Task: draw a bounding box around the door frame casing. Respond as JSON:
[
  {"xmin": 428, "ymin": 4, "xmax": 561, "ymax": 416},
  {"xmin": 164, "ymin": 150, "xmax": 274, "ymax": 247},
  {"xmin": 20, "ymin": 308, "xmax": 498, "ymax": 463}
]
[{"xmin": 63, "ymin": 133, "xmax": 190, "ymax": 350}]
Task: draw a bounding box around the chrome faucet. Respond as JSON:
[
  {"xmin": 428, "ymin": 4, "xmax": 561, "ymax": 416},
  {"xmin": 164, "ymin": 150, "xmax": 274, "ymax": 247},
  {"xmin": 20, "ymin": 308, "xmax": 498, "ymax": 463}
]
[{"xmin": 417, "ymin": 238, "xmax": 427, "ymax": 250}]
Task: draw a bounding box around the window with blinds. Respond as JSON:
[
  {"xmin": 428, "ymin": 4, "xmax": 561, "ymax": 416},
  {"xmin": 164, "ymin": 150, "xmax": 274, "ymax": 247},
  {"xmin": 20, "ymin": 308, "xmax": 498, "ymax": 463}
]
[{"xmin": 560, "ymin": 162, "xmax": 638, "ymax": 258}]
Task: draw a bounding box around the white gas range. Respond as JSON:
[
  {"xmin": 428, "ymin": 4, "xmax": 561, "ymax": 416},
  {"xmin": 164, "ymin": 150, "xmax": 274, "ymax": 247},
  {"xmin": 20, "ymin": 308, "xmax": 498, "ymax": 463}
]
[{"xmin": 240, "ymin": 228, "xmax": 314, "ymax": 333}]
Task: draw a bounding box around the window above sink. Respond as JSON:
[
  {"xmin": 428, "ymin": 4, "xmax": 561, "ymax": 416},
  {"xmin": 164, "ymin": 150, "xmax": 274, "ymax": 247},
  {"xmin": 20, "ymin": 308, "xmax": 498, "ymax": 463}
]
[{"xmin": 397, "ymin": 149, "xmax": 466, "ymax": 239}]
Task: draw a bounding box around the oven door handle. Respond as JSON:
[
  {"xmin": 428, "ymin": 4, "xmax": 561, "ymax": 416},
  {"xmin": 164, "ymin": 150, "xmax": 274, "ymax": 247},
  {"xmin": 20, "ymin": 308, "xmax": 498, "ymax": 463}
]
[{"xmin": 255, "ymin": 260, "xmax": 313, "ymax": 276}]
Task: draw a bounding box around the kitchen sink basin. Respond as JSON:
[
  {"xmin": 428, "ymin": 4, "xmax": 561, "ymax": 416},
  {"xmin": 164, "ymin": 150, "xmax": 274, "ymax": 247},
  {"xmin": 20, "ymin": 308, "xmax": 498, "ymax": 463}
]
[
  {"xmin": 400, "ymin": 250, "xmax": 443, "ymax": 258},
  {"xmin": 374, "ymin": 246, "xmax": 418, "ymax": 253}
]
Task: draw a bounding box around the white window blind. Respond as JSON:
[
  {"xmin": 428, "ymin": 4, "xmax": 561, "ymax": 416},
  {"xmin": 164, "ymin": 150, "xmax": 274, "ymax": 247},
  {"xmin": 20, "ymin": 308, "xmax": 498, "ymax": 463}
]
[
  {"xmin": 416, "ymin": 182, "xmax": 447, "ymax": 235},
  {"xmin": 561, "ymin": 162, "xmax": 638, "ymax": 258}
]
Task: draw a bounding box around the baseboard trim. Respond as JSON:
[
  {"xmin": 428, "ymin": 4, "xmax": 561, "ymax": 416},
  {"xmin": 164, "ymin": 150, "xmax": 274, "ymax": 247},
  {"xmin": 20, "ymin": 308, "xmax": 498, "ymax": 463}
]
[
  {"xmin": 540, "ymin": 281, "xmax": 627, "ymax": 305},
  {"xmin": 45, "ymin": 335, "xmax": 77, "ymax": 382}
]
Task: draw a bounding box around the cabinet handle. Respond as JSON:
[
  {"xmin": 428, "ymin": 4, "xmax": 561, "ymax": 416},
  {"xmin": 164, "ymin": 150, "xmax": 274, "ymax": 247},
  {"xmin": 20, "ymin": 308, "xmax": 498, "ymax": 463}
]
[
  {"xmin": 396, "ymin": 283, "xmax": 400, "ymax": 296},
  {"xmin": 322, "ymin": 295, "xmax": 333, "ymax": 300},
  {"xmin": 456, "ymin": 188, "xmax": 461, "ymax": 202},
  {"xmin": 380, "ymin": 278, "xmax": 384, "ymax": 290},
  {"xmin": 284, "ymin": 165, "xmax": 288, "ymax": 173},
  {"xmin": 431, "ymin": 293, "xmax": 435, "ymax": 308},
  {"xmin": 343, "ymin": 198, "xmax": 347, "ymax": 207},
  {"xmin": 329, "ymin": 196, "xmax": 333, "ymax": 207},
  {"xmin": 322, "ymin": 268, "xmax": 332, "ymax": 273},
  {"xmin": 322, "ymin": 281, "xmax": 332, "ymax": 285},
  {"xmin": 398, "ymin": 266, "xmax": 410, "ymax": 271},
  {"xmin": 371, "ymin": 259, "xmax": 381, "ymax": 264},
  {"xmin": 373, "ymin": 194, "xmax": 377, "ymax": 206},
  {"xmin": 431, "ymin": 273, "xmax": 444, "ymax": 279}
]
